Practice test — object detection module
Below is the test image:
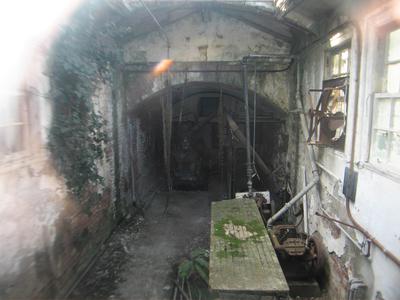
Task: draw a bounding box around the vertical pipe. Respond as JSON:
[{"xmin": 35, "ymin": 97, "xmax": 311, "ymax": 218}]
[
  {"xmin": 253, "ymin": 66, "xmax": 257, "ymax": 171},
  {"xmin": 242, "ymin": 63, "xmax": 253, "ymax": 196},
  {"xmin": 303, "ymin": 169, "xmax": 309, "ymax": 235}
]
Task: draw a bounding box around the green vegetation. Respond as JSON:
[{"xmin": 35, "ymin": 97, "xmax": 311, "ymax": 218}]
[
  {"xmin": 214, "ymin": 217, "xmax": 265, "ymax": 258},
  {"xmin": 47, "ymin": 4, "xmax": 120, "ymax": 200},
  {"xmin": 178, "ymin": 248, "xmax": 209, "ymax": 285}
]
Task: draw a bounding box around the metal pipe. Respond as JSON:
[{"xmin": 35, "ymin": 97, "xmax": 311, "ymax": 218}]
[
  {"xmin": 318, "ymin": 207, "xmax": 362, "ymax": 251},
  {"xmin": 345, "ymin": 22, "xmax": 400, "ymax": 267},
  {"xmin": 303, "ymin": 170, "xmax": 309, "ymax": 235},
  {"xmin": 315, "ymin": 212, "xmax": 360, "ymax": 231},
  {"xmin": 296, "ymin": 22, "xmax": 400, "ymax": 266},
  {"xmin": 316, "ymin": 161, "xmax": 341, "ymax": 182},
  {"xmin": 252, "ymin": 66, "xmax": 257, "ymax": 171},
  {"xmin": 124, "ymin": 58, "xmax": 294, "ymax": 73},
  {"xmin": 294, "ymin": 59, "xmax": 366, "ymax": 250},
  {"xmin": 266, "ymin": 60, "xmax": 320, "ymax": 227},
  {"xmin": 138, "ymin": 0, "xmax": 170, "ymax": 58},
  {"xmin": 242, "ymin": 54, "xmax": 295, "ymax": 62},
  {"xmin": 238, "ymin": 53, "xmax": 293, "ymax": 196},
  {"xmin": 267, "ymin": 177, "xmax": 319, "ymax": 227},
  {"xmin": 242, "ymin": 63, "xmax": 253, "ymax": 196},
  {"xmin": 226, "ymin": 114, "xmax": 278, "ymax": 192}
]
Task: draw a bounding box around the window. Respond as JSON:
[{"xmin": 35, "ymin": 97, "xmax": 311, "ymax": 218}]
[
  {"xmin": 385, "ymin": 28, "xmax": 400, "ymax": 93},
  {"xmin": 326, "ymin": 47, "xmax": 350, "ymax": 79},
  {"xmin": 370, "ymin": 27, "xmax": 400, "ymax": 168},
  {"xmin": 0, "ymin": 93, "xmax": 29, "ymax": 160}
]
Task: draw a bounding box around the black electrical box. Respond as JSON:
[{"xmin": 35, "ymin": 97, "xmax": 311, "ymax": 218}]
[{"xmin": 343, "ymin": 167, "xmax": 358, "ymax": 202}]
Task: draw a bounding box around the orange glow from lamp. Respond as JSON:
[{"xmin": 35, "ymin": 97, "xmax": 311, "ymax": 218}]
[{"xmin": 152, "ymin": 59, "xmax": 174, "ymax": 76}]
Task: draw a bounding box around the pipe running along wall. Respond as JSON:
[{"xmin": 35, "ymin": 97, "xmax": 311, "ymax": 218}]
[{"xmin": 290, "ymin": 21, "xmax": 400, "ymax": 267}]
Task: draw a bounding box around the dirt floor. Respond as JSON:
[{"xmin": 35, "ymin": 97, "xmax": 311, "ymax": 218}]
[{"xmin": 69, "ymin": 190, "xmax": 212, "ymax": 300}]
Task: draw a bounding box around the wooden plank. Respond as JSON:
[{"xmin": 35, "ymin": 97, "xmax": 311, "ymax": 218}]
[{"xmin": 209, "ymin": 198, "xmax": 289, "ymax": 294}]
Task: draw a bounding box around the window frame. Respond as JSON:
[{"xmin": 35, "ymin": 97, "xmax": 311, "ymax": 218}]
[
  {"xmin": 383, "ymin": 27, "xmax": 400, "ymax": 93},
  {"xmin": 0, "ymin": 88, "xmax": 42, "ymax": 165},
  {"xmin": 369, "ymin": 93, "xmax": 400, "ymax": 171},
  {"xmin": 325, "ymin": 45, "xmax": 351, "ymax": 79},
  {"xmin": 359, "ymin": 2, "xmax": 400, "ymax": 180},
  {"xmin": 369, "ymin": 26, "xmax": 400, "ymax": 171}
]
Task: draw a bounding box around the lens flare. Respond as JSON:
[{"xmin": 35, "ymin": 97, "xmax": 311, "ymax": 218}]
[
  {"xmin": 152, "ymin": 59, "xmax": 174, "ymax": 76},
  {"xmin": 394, "ymin": 1, "xmax": 400, "ymax": 21}
]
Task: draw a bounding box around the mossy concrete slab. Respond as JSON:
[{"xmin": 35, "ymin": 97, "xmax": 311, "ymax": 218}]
[{"xmin": 209, "ymin": 198, "xmax": 289, "ymax": 295}]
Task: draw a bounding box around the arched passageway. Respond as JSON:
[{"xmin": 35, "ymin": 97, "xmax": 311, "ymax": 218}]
[{"xmin": 129, "ymin": 81, "xmax": 288, "ymax": 201}]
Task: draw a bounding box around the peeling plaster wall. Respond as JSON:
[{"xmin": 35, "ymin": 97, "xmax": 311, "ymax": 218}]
[
  {"xmin": 297, "ymin": 6, "xmax": 400, "ymax": 299},
  {"xmin": 123, "ymin": 11, "xmax": 293, "ymax": 111},
  {"xmin": 122, "ymin": 11, "xmax": 295, "ymax": 204},
  {"xmin": 0, "ymin": 42, "xmax": 118, "ymax": 299},
  {"xmin": 123, "ymin": 11, "xmax": 289, "ymax": 62}
]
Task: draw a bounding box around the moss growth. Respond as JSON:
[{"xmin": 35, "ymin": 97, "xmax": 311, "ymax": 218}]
[
  {"xmin": 47, "ymin": 3, "xmax": 120, "ymax": 200},
  {"xmin": 214, "ymin": 217, "xmax": 266, "ymax": 258}
]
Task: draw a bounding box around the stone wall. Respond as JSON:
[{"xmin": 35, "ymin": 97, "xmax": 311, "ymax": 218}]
[{"xmin": 0, "ymin": 5, "xmax": 127, "ymax": 298}]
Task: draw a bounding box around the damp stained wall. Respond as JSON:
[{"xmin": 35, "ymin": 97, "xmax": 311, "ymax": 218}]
[
  {"xmin": 296, "ymin": 2, "xmax": 400, "ymax": 299},
  {"xmin": 122, "ymin": 10, "xmax": 296, "ymax": 204},
  {"xmin": 0, "ymin": 37, "xmax": 120, "ymax": 299},
  {"xmin": 122, "ymin": 10, "xmax": 293, "ymax": 112}
]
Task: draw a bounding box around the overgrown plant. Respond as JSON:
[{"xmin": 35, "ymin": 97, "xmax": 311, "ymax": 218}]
[
  {"xmin": 47, "ymin": 4, "xmax": 119, "ymax": 199},
  {"xmin": 178, "ymin": 248, "xmax": 209, "ymax": 285}
]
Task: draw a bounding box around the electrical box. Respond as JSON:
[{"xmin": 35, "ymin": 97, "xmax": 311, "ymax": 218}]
[{"xmin": 343, "ymin": 167, "xmax": 358, "ymax": 202}]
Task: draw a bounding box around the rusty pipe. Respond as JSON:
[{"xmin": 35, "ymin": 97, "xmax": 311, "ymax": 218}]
[
  {"xmin": 345, "ymin": 22, "xmax": 400, "ymax": 267},
  {"xmin": 226, "ymin": 113, "xmax": 278, "ymax": 192},
  {"xmin": 242, "ymin": 63, "xmax": 253, "ymax": 196},
  {"xmin": 267, "ymin": 177, "xmax": 319, "ymax": 227}
]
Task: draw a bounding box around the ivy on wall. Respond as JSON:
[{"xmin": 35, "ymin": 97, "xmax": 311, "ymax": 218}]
[{"xmin": 47, "ymin": 4, "xmax": 120, "ymax": 199}]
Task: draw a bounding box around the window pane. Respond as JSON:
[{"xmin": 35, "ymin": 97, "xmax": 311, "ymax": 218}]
[
  {"xmin": 371, "ymin": 129, "xmax": 390, "ymax": 163},
  {"xmin": 0, "ymin": 95, "xmax": 25, "ymax": 158},
  {"xmin": 375, "ymin": 98, "xmax": 391, "ymax": 129},
  {"xmin": 390, "ymin": 132, "xmax": 400, "ymax": 166},
  {"xmin": 393, "ymin": 100, "xmax": 400, "ymax": 131},
  {"xmin": 388, "ymin": 28, "xmax": 400, "ymax": 62},
  {"xmin": 340, "ymin": 49, "xmax": 349, "ymax": 74},
  {"xmin": 332, "ymin": 54, "xmax": 340, "ymax": 75},
  {"xmin": 387, "ymin": 63, "xmax": 400, "ymax": 93}
]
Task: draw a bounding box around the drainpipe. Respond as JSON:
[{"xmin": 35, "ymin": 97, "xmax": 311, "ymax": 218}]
[
  {"xmin": 240, "ymin": 54, "xmax": 293, "ymax": 197},
  {"xmin": 344, "ymin": 22, "xmax": 400, "ymax": 267},
  {"xmin": 292, "ymin": 22, "xmax": 400, "ymax": 267},
  {"xmin": 267, "ymin": 62, "xmax": 319, "ymax": 227},
  {"xmin": 242, "ymin": 62, "xmax": 253, "ymax": 196}
]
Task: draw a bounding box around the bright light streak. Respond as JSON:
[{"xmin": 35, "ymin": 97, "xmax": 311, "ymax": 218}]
[
  {"xmin": 0, "ymin": 0, "xmax": 83, "ymax": 95},
  {"xmin": 393, "ymin": 1, "xmax": 400, "ymax": 21},
  {"xmin": 329, "ymin": 32, "xmax": 345, "ymax": 48},
  {"xmin": 152, "ymin": 59, "xmax": 174, "ymax": 76}
]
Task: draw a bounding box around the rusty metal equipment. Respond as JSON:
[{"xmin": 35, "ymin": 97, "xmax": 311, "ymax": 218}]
[
  {"xmin": 268, "ymin": 225, "xmax": 325, "ymax": 276},
  {"xmin": 270, "ymin": 225, "xmax": 307, "ymax": 256},
  {"xmin": 308, "ymin": 76, "xmax": 349, "ymax": 150}
]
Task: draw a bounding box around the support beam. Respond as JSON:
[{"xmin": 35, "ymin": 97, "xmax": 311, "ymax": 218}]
[{"xmin": 226, "ymin": 113, "xmax": 278, "ymax": 193}]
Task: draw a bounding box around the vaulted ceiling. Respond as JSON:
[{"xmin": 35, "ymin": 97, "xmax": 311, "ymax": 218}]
[{"xmin": 94, "ymin": 0, "xmax": 348, "ymax": 46}]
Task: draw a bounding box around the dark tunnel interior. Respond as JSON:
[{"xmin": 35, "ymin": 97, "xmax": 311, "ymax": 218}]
[{"xmin": 131, "ymin": 82, "xmax": 289, "ymax": 200}]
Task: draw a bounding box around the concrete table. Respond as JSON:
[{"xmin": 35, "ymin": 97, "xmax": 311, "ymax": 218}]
[{"xmin": 209, "ymin": 198, "xmax": 289, "ymax": 299}]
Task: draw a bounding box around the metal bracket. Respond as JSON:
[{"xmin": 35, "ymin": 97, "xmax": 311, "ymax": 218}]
[{"xmin": 361, "ymin": 239, "xmax": 371, "ymax": 257}]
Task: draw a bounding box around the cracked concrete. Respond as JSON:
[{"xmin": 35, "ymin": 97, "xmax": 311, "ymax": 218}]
[{"xmin": 70, "ymin": 191, "xmax": 211, "ymax": 300}]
